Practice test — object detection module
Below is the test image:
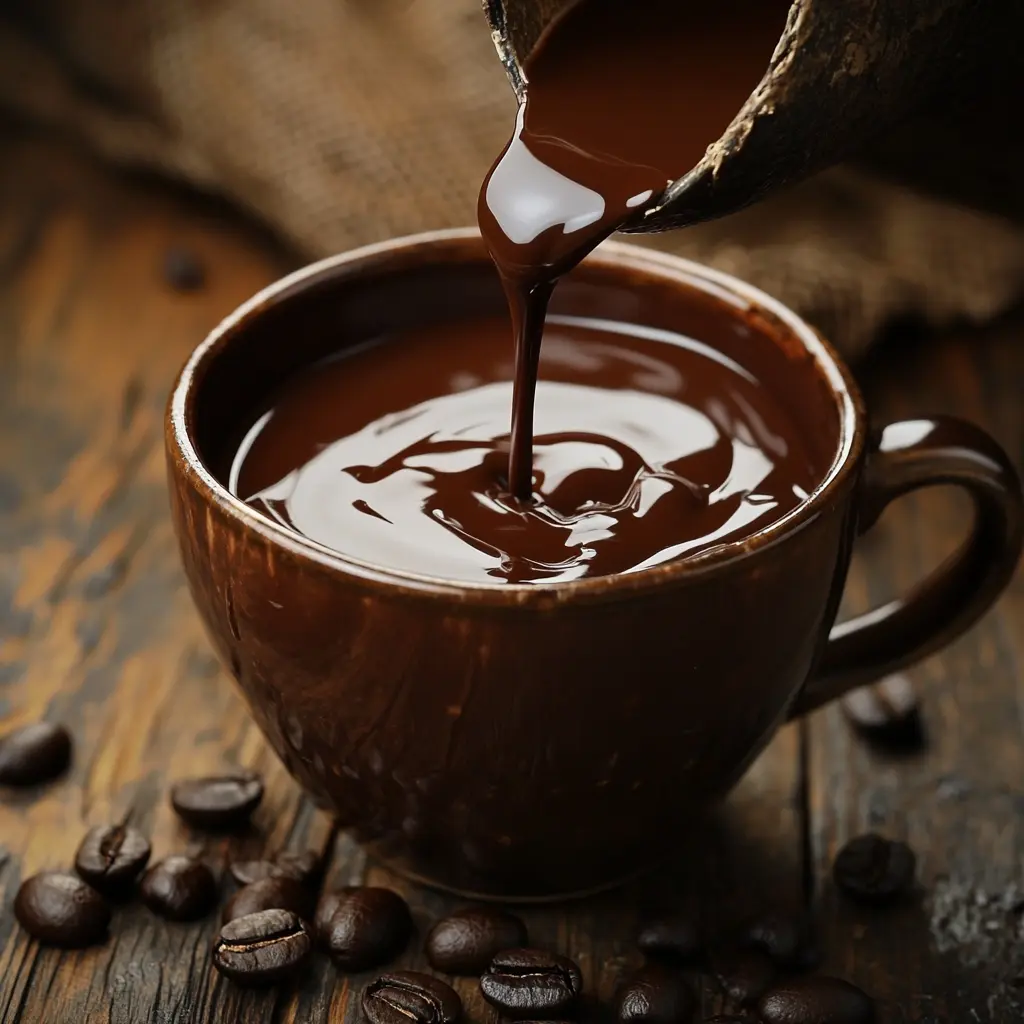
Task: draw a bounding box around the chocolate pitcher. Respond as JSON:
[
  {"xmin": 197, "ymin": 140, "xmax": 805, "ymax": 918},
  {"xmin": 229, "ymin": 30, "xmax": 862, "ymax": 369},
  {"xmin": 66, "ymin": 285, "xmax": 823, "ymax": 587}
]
[{"xmin": 483, "ymin": 0, "xmax": 1024, "ymax": 230}]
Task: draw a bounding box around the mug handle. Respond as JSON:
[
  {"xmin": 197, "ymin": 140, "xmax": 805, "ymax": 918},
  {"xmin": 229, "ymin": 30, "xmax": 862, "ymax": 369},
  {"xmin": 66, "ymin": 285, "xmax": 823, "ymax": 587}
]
[{"xmin": 789, "ymin": 416, "xmax": 1023, "ymax": 719}]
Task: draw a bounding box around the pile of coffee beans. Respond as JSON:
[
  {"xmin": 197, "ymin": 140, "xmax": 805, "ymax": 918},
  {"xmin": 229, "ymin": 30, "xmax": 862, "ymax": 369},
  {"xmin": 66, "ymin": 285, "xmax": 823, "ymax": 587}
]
[
  {"xmin": 354, "ymin": 895, "xmax": 881, "ymax": 1023},
  {"xmin": 5, "ymin": 728, "xmax": 911, "ymax": 1021},
  {"xmin": 13, "ymin": 769, "xmax": 275, "ymax": 947}
]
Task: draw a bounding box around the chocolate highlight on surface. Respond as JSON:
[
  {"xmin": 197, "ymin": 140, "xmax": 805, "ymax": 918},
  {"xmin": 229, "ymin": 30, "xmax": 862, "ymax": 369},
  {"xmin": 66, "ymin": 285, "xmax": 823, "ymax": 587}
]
[{"xmin": 232, "ymin": 314, "xmax": 817, "ymax": 585}]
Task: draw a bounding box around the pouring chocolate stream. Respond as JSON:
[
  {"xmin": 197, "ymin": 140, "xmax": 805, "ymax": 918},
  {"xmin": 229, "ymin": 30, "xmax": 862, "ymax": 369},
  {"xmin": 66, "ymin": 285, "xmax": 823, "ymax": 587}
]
[{"xmin": 479, "ymin": 0, "xmax": 791, "ymax": 499}]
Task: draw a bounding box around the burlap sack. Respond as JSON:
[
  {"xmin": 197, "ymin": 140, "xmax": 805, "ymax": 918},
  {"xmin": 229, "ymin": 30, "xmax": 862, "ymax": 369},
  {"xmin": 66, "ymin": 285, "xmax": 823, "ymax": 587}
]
[{"xmin": 1, "ymin": 0, "xmax": 1022, "ymax": 357}]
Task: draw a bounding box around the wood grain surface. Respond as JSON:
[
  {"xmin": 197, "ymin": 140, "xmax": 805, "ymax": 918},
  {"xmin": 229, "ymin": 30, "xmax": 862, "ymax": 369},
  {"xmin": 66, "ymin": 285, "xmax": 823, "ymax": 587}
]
[{"xmin": 0, "ymin": 126, "xmax": 1021, "ymax": 1023}]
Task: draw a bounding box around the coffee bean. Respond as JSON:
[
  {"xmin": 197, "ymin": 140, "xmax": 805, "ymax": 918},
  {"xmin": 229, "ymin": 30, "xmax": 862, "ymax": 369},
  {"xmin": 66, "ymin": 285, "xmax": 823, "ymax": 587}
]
[
  {"xmin": 833, "ymin": 834, "xmax": 916, "ymax": 905},
  {"xmin": 702, "ymin": 1018, "xmax": 749, "ymax": 1023},
  {"xmin": 222, "ymin": 877, "xmax": 314, "ymax": 923},
  {"xmin": 636, "ymin": 915, "xmax": 702, "ymax": 965},
  {"xmin": 230, "ymin": 850, "xmax": 320, "ymax": 888},
  {"xmin": 141, "ymin": 855, "xmax": 218, "ymax": 920},
  {"xmin": 162, "ymin": 246, "xmax": 207, "ymax": 292},
  {"xmin": 314, "ymin": 886, "xmax": 357, "ymax": 945},
  {"xmin": 739, "ymin": 912, "xmax": 807, "ymax": 968},
  {"xmin": 0, "ymin": 722, "xmax": 72, "ymax": 786},
  {"xmin": 74, "ymin": 824, "xmax": 151, "ymax": 898},
  {"xmin": 363, "ymin": 971, "xmax": 462, "ymax": 1024},
  {"xmin": 426, "ymin": 906, "xmax": 528, "ymax": 975},
  {"xmin": 759, "ymin": 976, "xmax": 875, "ymax": 1024},
  {"xmin": 15, "ymin": 871, "xmax": 110, "ymax": 947},
  {"xmin": 325, "ymin": 887, "xmax": 412, "ymax": 970},
  {"xmin": 841, "ymin": 674, "xmax": 924, "ymax": 754},
  {"xmin": 480, "ymin": 948, "xmax": 583, "ymax": 1019},
  {"xmin": 711, "ymin": 949, "xmax": 776, "ymax": 1005},
  {"xmin": 613, "ymin": 964, "xmax": 694, "ymax": 1023},
  {"xmin": 213, "ymin": 909, "xmax": 311, "ymax": 987},
  {"xmin": 170, "ymin": 772, "xmax": 263, "ymax": 830}
]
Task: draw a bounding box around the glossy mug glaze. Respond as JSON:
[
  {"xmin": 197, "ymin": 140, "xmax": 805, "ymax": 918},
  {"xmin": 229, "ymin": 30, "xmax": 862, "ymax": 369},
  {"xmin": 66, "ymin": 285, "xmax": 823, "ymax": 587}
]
[{"xmin": 166, "ymin": 230, "xmax": 1023, "ymax": 899}]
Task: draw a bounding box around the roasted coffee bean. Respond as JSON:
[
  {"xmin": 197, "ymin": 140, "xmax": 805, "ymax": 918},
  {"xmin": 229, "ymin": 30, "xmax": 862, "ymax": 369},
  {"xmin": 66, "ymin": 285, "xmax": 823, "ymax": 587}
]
[
  {"xmin": 363, "ymin": 970, "xmax": 462, "ymax": 1024},
  {"xmin": 480, "ymin": 948, "xmax": 583, "ymax": 1019},
  {"xmin": 230, "ymin": 850, "xmax": 320, "ymax": 888},
  {"xmin": 833, "ymin": 834, "xmax": 916, "ymax": 905},
  {"xmin": 841, "ymin": 674, "xmax": 924, "ymax": 754},
  {"xmin": 170, "ymin": 772, "xmax": 263, "ymax": 830},
  {"xmin": 613, "ymin": 964, "xmax": 694, "ymax": 1023},
  {"xmin": 712, "ymin": 949, "xmax": 776, "ymax": 1005},
  {"xmin": 0, "ymin": 722, "xmax": 72, "ymax": 786},
  {"xmin": 759, "ymin": 976, "xmax": 875, "ymax": 1024},
  {"xmin": 636, "ymin": 915, "xmax": 702, "ymax": 965},
  {"xmin": 75, "ymin": 824, "xmax": 151, "ymax": 898},
  {"xmin": 213, "ymin": 909, "xmax": 311, "ymax": 987},
  {"xmin": 15, "ymin": 871, "xmax": 110, "ymax": 947},
  {"xmin": 702, "ymin": 1018, "xmax": 749, "ymax": 1023},
  {"xmin": 426, "ymin": 906, "xmax": 528, "ymax": 974},
  {"xmin": 314, "ymin": 886, "xmax": 357, "ymax": 945},
  {"xmin": 325, "ymin": 886, "xmax": 412, "ymax": 970},
  {"xmin": 141, "ymin": 855, "xmax": 218, "ymax": 921},
  {"xmin": 162, "ymin": 246, "xmax": 207, "ymax": 292},
  {"xmin": 222, "ymin": 877, "xmax": 314, "ymax": 923}
]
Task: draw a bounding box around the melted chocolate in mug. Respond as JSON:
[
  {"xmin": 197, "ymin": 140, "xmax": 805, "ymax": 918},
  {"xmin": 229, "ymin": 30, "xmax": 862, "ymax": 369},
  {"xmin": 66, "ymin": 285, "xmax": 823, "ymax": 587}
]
[
  {"xmin": 479, "ymin": 0, "xmax": 792, "ymax": 497},
  {"xmin": 231, "ymin": 0, "xmax": 808, "ymax": 586},
  {"xmin": 232, "ymin": 314, "xmax": 816, "ymax": 586}
]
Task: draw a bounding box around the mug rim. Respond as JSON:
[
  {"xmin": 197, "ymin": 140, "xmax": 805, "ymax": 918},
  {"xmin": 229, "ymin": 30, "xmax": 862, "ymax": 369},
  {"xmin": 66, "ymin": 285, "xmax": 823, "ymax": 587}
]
[{"xmin": 168, "ymin": 227, "xmax": 866, "ymax": 601}]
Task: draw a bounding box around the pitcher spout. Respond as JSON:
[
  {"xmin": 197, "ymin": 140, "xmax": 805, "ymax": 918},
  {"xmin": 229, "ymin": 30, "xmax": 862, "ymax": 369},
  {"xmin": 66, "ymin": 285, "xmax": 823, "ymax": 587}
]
[{"xmin": 483, "ymin": 0, "xmax": 1007, "ymax": 230}]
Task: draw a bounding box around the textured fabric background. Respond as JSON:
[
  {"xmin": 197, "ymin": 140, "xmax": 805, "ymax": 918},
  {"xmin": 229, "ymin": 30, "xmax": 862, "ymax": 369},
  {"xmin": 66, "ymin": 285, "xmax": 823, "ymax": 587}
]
[{"xmin": 1, "ymin": 0, "xmax": 1022, "ymax": 357}]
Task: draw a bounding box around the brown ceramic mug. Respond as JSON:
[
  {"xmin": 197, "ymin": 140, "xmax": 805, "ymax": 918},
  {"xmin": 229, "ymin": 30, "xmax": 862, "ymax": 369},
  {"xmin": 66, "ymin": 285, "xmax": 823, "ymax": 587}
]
[{"xmin": 166, "ymin": 229, "xmax": 1022, "ymax": 899}]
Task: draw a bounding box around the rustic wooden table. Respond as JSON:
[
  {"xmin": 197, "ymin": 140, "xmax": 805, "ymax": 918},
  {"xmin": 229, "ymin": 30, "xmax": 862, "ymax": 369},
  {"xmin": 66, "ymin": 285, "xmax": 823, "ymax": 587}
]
[{"xmin": 1, "ymin": 128, "xmax": 1022, "ymax": 1024}]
